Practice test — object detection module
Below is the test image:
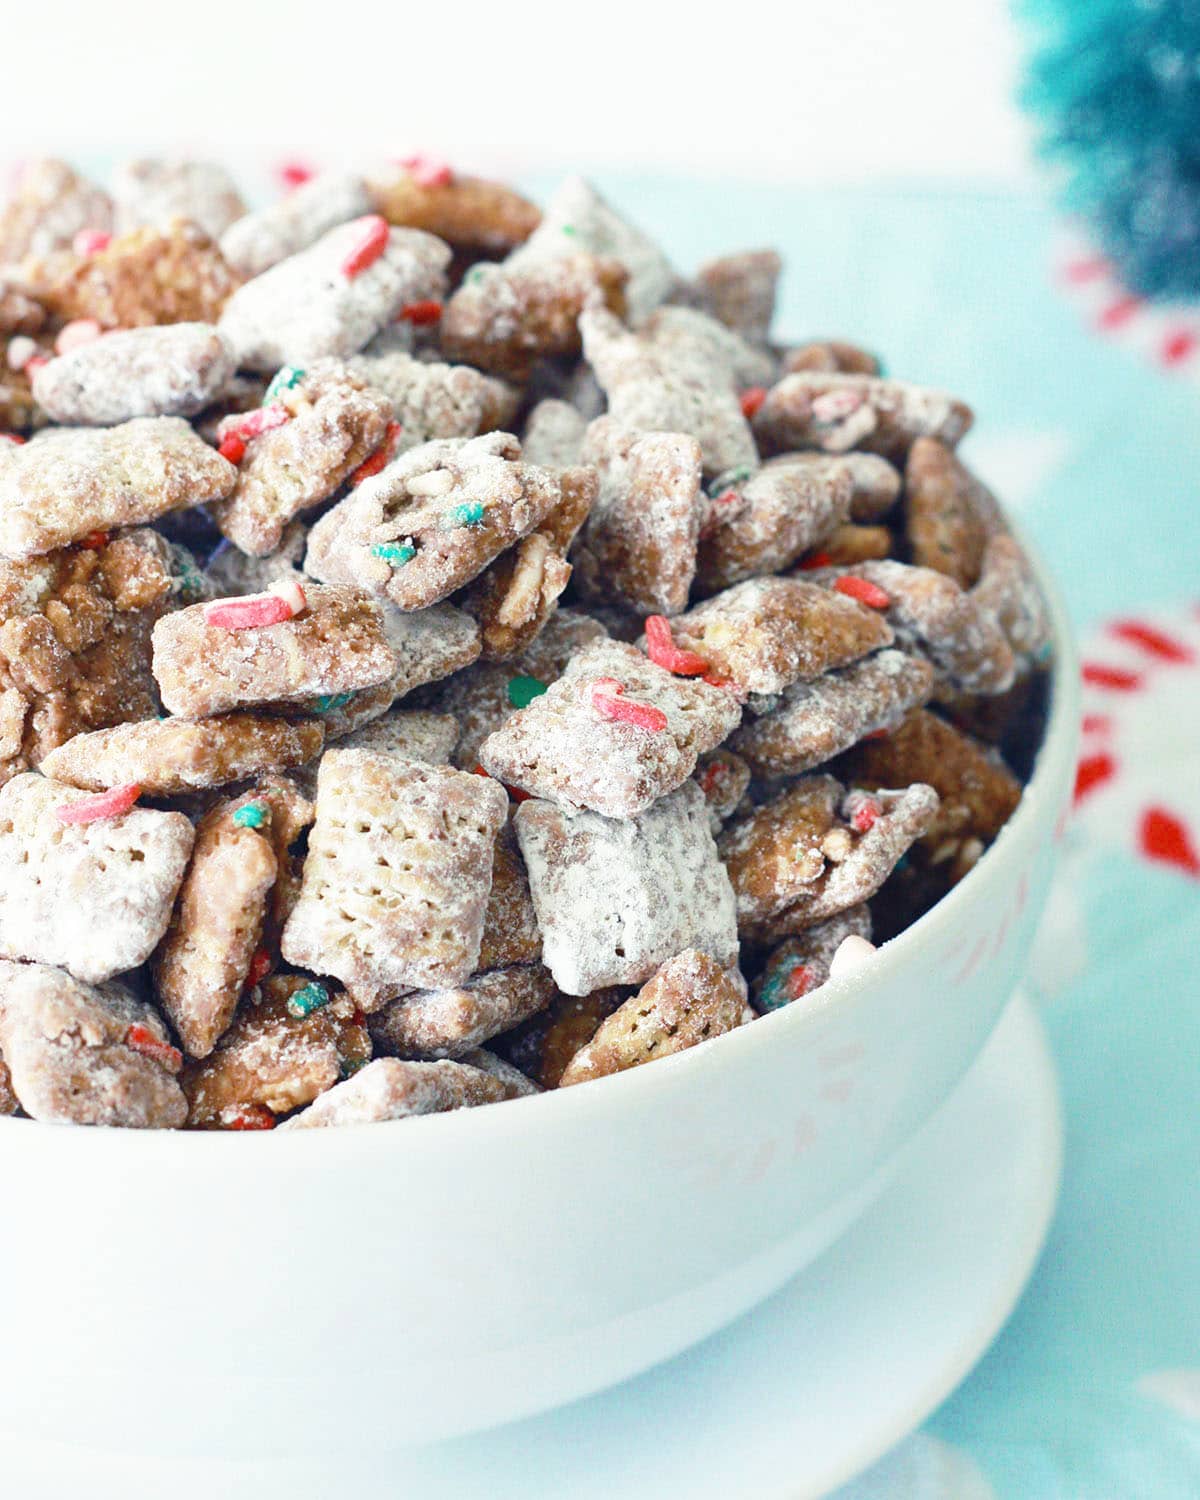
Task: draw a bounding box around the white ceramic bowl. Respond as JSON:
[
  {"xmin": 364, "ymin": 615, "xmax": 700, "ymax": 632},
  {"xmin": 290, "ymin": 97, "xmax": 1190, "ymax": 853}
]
[{"xmin": 0, "ymin": 541, "xmax": 1079, "ymax": 1460}]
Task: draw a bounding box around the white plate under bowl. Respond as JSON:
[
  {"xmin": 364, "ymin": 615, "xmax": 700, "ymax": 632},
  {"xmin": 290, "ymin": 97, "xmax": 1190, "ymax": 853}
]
[{"xmin": 0, "ymin": 991, "xmax": 1060, "ymax": 1500}]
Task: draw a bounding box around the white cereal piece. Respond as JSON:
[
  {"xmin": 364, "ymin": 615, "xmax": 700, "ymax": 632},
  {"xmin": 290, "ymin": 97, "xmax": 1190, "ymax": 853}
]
[
  {"xmin": 521, "ymin": 398, "xmax": 587, "ymax": 469},
  {"xmin": 219, "ymin": 171, "xmax": 372, "ymax": 277},
  {"xmin": 112, "ymin": 158, "xmax": 247, "ymax": 241},
  {"xmin": 280, "ymin": 1056, "xmax": 515, "ymax": 1129}
]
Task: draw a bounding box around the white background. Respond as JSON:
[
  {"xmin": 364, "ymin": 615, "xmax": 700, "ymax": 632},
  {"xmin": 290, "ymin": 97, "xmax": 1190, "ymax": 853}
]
[{"xmin": 1, "ymin": 0, "xmax": 1032, "ymax": 182}]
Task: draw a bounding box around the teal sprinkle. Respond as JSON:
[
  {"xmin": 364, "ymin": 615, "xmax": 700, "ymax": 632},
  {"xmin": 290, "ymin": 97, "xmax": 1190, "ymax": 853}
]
[
  {"xmin": 286, "ymin": 982, "xmax": 330, "ymax": 1020},
  {"xmin": 1035, "ymin": 640, "xmax": 1054, "ymax": 665},
  {"xmin": 465, "ymin": 266, "xmax": 488, "ymax": 286},
  {"xmin": 315, "ymin": 691, "xmax": 354, "ymax": 713},
  {"xmin": 339, "ymin": 1055, "xmax": 368, "ymax": 1081},
  {"xmin": 231, "ymin": 802, "xmax": 267, "ymax": 829},
  {"xmin": 370, "ymin": 542, "xmax": 416, "ymax": 566},
  {"xmin": 561, "ymin": 223, "xmax": 577, "ymax": 236},
  {"xmin": 443, "ymin": 501, "xmax": 486, "ymax": 529},
  {"xmin": 507, "ymin": 675, "xmax": 548, "ymax": 709},
  {"xmin": 708, "ymin": 465, "xmax": 753, "ymax": 498},
  {"xmin": 758, "ymin": 966, "xmax": 789, "ymax": 1013},
  {"xmin": 265, "ymin": 365, "xmax": 305, "ymax": 402}
]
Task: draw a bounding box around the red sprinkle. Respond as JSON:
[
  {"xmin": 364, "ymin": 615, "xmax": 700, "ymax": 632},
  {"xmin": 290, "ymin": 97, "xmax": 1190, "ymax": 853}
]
[
  {"xmin": 349, "ymin": 420, "xmax": 403, "ymax": 487},
  {"xmin": 217, "ymin": 434, "xmax": 246, "ymax": 465},
  {"xmin": 697, "ymin": 760, "xmax": 727, "ymax": 797},
  {"xmin": 203, "ymin": 592, "xmax": 295, "ymax": 630},
  {"xmin": 72, "ymin": 228, "xmax": 111, "ymax": 257},
  {"xmin": 226, "ymin": 1104, "xmax": 277, "ymax": 1131},
  {"xmin": 798, "ymin": 551, "xmax": 833, "ymax": 571},
  {"xmin": 834, "ymin": 575, "xmax": 891, "ymax": 610},
  {"xmin": 125, "ymin": 1024, "xmax": 183, "ymax": 1074},
  {"xmin": 1, "ymin": 433, "xmax": 26, "ymax": 445},
  {"xmin": 399, "ymin": 154, "xmax": 454, "ymax": 188},
  {"xmin": 79, "ymin": 529, "xmax": 109, "ymax": 550},
  {"xmin": 644, "ymin": 615, "xmax": 710, "ymax": 677},
  {"xmin": 56, "ymin": 783, "xmax": 142, "ymax": 825},
  {"xmin": 472, "ymin": 763, "xmax": 529, "ymax": 802},
  {"xmin": 739, "ymin": 386, "xmax": 767, "ymax": 419},
  {"xmin": 221, "ymin": 402, "xmax": 291, "ymax": 444},
  {"xmin": 246, "ymin": 948, "xmax": 273, "ymax": 989},
  {"xmin": 340, "ymin": 215, "xmax": 390, "ymax": 278},
  {"xmin": 850, "ymin": 797, "xmax": 881, "ymax": 833},
  {"xmin": 397, "ymin": 299, "xmax": 443, "ymax": 326},
  {"xmin": 786, "ymin": 964, "xmax": 817, "ymax": 1001},
  {"xmin": 590, "ymin": 677, "xmax": 668, "ymax": 732},
  {"xmin": 278, "ymin": 160, "xmax": 315, "ymax": 190}
]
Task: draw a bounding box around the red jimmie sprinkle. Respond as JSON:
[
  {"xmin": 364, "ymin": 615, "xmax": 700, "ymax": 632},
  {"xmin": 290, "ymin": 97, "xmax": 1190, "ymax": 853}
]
[
  {"xmin": 350, "ymin": 421, "xmax": 403, "ymax": 487},
  {"xmin": 399, "ymin": 154, "xmax": 454, "ymax": 188},
  {"xmin": 56, "ymin": 783, "xmax": 142, "ymax": 825},
  {"xmin": 203, "ymin": 591, "xmax": 296, "ymax": 630},
  {"xmin": 221, "ymin": 402, "xmax": 291, "ymax": 445},
  {"xmin": 397, "ymin": 299, "xmax": 443, "ymax": 326},
  {"xmin": 226, "ymin": 1104, "xmax": 277, "ymax": 1131},
  {"xmin": 278, "ymin": 160, "xmax": 315, "ymax": 190},
  {"xmin": 799, "ymin": 551, "xmax": 833, "ymax": 571},
  {"xmin": 125, "ymin": 1024, "xmax": 183, "ymax": 1074},
  {"xmin": 218, "ymin": 434, "xmax": 246, "ymax": 465},
  {"xmin": 1, "ymin": 433, "xmax": 25, "ymax": 445},
  {"xmin": 786, "ymin": 964, "xmax": 817, "ymax": 1000},
  {"xmin": 850, "ymin": 798, "xmax": 881, "ymax": 833},
  {"xmin": 246, "ymin": 948, "xmax": 273, "ymax": 989},
  {"xmin": 72, "ymin": 228, "xmax": 111, "ymax": 257},
  {"xmin": 739, "ymin": 386, "xmax": 767, "ymax": 419},
  {"xmin": 644, "ymin": 615, "xmax": 710, "ymax": 677},
  {"xmin": 340, "ymin": 215, "xmax": 390, "ymax": 279},
  {"xmin": 472, "ymin": 764, "xmax": 530, "ymax": 802},
  {"xmin": 697, "ymin": 760, "xmax": 727, "ymax": 796},
  {"xmin": 590, "ymin": 677, "xmax": 668, "ymax": 732},
  {"xmin": 834, "ymin": 575, "xmax": 891, "ymax": 610}
]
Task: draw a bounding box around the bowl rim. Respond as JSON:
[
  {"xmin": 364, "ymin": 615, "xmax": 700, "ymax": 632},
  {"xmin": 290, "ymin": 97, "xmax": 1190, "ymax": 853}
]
[{"xmin": 0, "ymin": 521, "xmax": 1080, "ymax": 1154}]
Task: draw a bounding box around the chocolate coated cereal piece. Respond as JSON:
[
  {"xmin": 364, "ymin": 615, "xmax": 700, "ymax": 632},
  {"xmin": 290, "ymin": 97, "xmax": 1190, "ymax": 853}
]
[
  {"xmin": 493, "ymin": 987, "xmax": 625, "ymax": 1090},
  {"xmin": 521, "ymin": 398, "xmax": 587, "ymax": 469},
  {"xmin": 0, "ymin": 1052, "xmax": 16, "ymax": 1115},
  {"xmin": 181, "ymin": 974, "xmax": 370, "ymax": 1127},
  {"xmin": 904, "ymin": 438, "xmax": 1003, "ymax": 586},
  {"xmin": 347, "ymin": 349, "xmax": 519, "ymax": 450},
  {"xmin": 32, "ymin": 322, "xmax": 236, "ymax": 425},
  {"xmin": 480, "ymin": 638, "xmax": 742, "ymax": 818},
  {"xmin": 219, "ymin": 219, "xmax": 451, "ymax": 373},
  {"xmin": 768, "ymin": 450, "xmax": 901, "ymax": 524},
  {"xmin": 0, "ymin": 159, "xmax": 112, "ymax": 264},
  {"xmin": 558, "ymin": 949, "xmax": 746, "ymax": 1086},
  {"xmin": 0, "ymin": 416, "xmax": 235, "ymax": 561},
  {"xmin": 573, "ymin": 418, "xmax": 703, "ymax": 616},
  {"xmin": 457, "ymin": 1046, "xmax": 542, "ymax": 1096},
  {"xmin": 305, "ymin": 431, "xmax": 563, "ymax": 611},
  {"xmin": 39, "ymin": 712, "xmax": 324, "ymax": 794},
  {"xmin": 670, "ymin": 576, "xmax": 893, "ymax": 697},
  {"xmin": 210, "ymin": 360, "xmax": 392, "ymax": 556},
  {"xmin": 0, "ymin": 773, "xmax": 194, "ymax": 983},
  {"xmin": 112, "ymin": 158, "xmax": 246, "ymax": 241},
  {"xmin": 781, "ymin": 340, "xmax": 880, "ymax": 376},
  {"xmin": 811, "ymin": 522, "xmax": 893, "ymax": 566},
  {"xmin": 696, "ymin": 249, "xmax": 782, "ymax": 344},
  {"xmin": 730, "ymin": 648, "xmax": 935, "ymax": 777},
  {"xmin": 152, "ymin": 583, "xmax": 397, "ymax": 718},
  {"xmin": 752, "ymin": 905, "xmax": 872, "ymax": 1011},
  {"xmin": 515, "ymin": 781, "xmax": 738, "ymax": 995},
  {"xmin": 718, "ymin": 776, "xmax": 842, "ymax": 931},
  {"xmin": 754, "ymin": 373, "xmax": 973, "ymax": 461},
  {"xmin": 281, "ymin": 749, "xmax": 508, "ymax": 1007},
  {"xmin": 367, "ymin": 168, "xmax": 541, "ymax": 256},
  {"xmin": 693, "ymin": 747, "xmax": 752, "ymax": 834},
  {"xmin": 369, "ymin": 963, "xmax": 557, "ymax": 1059},
  {"xmin": 477, "ymin": 820, "xmax": 542, "ymax": 971},
  {"xmin": 280, "ymin": 1056, "xmax": 512, "ymax": 1129},
  {"xmin": 220, "ymin": 171, "xmax": 372, "ymax": 278},
  {"xmin": 0, "ymin": 960, "xmax": 186, "ymax": 1128},
  {"xmin": 971, "ymin": 533, "xmax": 1052, "ymax": 672}
]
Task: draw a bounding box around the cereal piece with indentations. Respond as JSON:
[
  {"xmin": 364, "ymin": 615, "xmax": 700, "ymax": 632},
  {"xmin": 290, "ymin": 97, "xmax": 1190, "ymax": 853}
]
[
  {"xmin": 305, "ymin": 431, "xmax": 563, "ymax": 611},
  {"xmin": 731, "ymin": 649, "xmax": 935, "ymax": 776},
  {"xmin": 338, "ymin": 707, "xmax": 459, "ymax": 764},
  {"xmin": 32, "ymin": 323, "xmax": 235, "ymax": 425},
  {"xmin": 580, "ymin": 304, "xmax": 758, "ymax": 480},
  {"xmin": 573, "ymin": 419, "xmax": 703, "ymax": 616},
  {"xmin": 219, "ymin": 218, "xmax": 450, "ymax": 373},
  {"xmin": 0, "ymin": 960, "xmax": 186, "ymax": 1127},
  {"xmin": 152, "ymin": 583, "xmax": 397, "ymax": 718},
  {"xmin": 812, "ymin": 560, "xmax": 1016, "ymax": 696},
  {"xmin": 752, "ymin": 905, "xmax": 872, "ymax": 1011},
  {"xmin": 693, "ymin": 747, "xmax": 751, "ymax": 833},
  {"xmin": 369, "ymin": 963, "xmax": 556, "ymax": 1059},
  {"xmin": 347, "ymin": 349, "xmax": 519, "ymax": 451},
  {"xmin": 480, "ymin": 638, "xmax": 741, "ymax": 817},
  {"xmin": 0, "ymin": 773, "xmax": 194, "ymax": 982},
  {"xmin": 492, "ymin": 986, "xmax": 625, "ymax": 1089},
  {"xmin": 670, "ymin": 576, "xmax": 893, "ymax": 698},
  {"xmin": 460, "ymin": 465, "xmax": 596, "ymax": 659},
  {"xmin": 0, "ymin": 529, "xmax": 179, "ymax": 783},
  {"xmin": 837, "ymin": 708, "xmax": 1021, "ymax": 877},
  {"xmin": 752, "ymin": 783, "xmax": 939, "ymax": 941},
  {"xmin": 153, "ymin": 780, "xmax": 312, "ymax": 1058},
  {"xmin": 696, "ymin": 250, "xmax": 781, "ymax": 344},
  {"xmin": 769, "ymin": 450, "xmax": 901, "ymax": 524},
  {"xmin": 113, "ymin": 158, "xmax": 246, "ymax": 241},
  {"xmin": 696, "ymin": 455, "xmax": 852, "ymax": 591},
  {"xmin": 516, "ymin": 781, "xmax": 738, "ymax": 995},
  {"xmin": 0, "ymin": 416, "xmax": 235, "ymax": 561},
  {"xmin": 0, "ymin": 160, "xmax": 112, "ymax": 265},
  {"xmin": 34, "ymin": 220, "xmax": 242, "ymax": 328},
  {"xmin": 753, "ymin": 372, "xmax": 973, "ymax": 461},
  {"xmin": 280, "ymin": 1055, "xmax": 513, "ymax": 1128},
  {"xmin": 281, "ymin": 750, "xmax": 508, "ymax": 1007},
  {"xmin": 970, "ymin": 533, "xmax": 1052, "ymax": 672},
  {"xmin": 441, "ymin": 253, "xmax": 628, "ymax": 381},
  {"xmin": 904, "ymin": 438, "xmax": 1002, "ymax": 586},
  {"xmin": 477, "ymin": 820, "xmax": 542, "ymax": 970},
  {"xmin": 558, "ymin": 949, "xmax": 746, "ymax": 1087},
  {"xmin": 220, "ymin": 171, "xmax": 371, "ymax": 277},
  {"xmin": 181, "ymin": 974, "xmax": 370, "ymax": 1128},
  {"xmin": 521, "ymin": 398, "xmax": 587, "ymax": 469},
  {"xmin": 782, "ymin": 340, "xmax": 880, "ymax": 376},
  {"xmin": 367, "ymin": 167, "xmax": 541, "ymax": 256},
  {"xmin": 718, "ymin": 776, "xmax": 842, "ymax": 931},
  {"xmin": 209, "ymin": 360, "xmax": 392, "ymax": 556},
  {"xmin": 39, "ymin": 712, "xmax": 323, "ymax": 794}
]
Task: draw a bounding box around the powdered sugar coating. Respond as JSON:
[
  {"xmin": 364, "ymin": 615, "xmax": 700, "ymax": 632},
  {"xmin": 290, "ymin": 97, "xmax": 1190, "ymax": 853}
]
[
  {"xmin": 782, "ymin": 340, "xmax": 879, "ymax": 376},
  {"xmin": 347, "ymin": 349, "xmax": 519, "ymax": 450},
  {"xmin": 0, "ymin": 772, "xmax": 194, "ymax": 983},
  {"xmin": 718, "ymin": 776, "xmax": 843, "ymax": 930},
  {"xmin": 0, "ymin": 160, "xmax": 112, "ymax": 264},
  {"xmin": 971, "ymin": 532, "xmax": 1053, "ymax": 671},
  {"xmin": 338, "ymin": 708, "xmax": 459, "ymax": 764},
  {"xmin": 477, "ymin": 819, "xmax": 542, "ymax": 971},
  {"xmin": 112, "ymin": 158, "xmax": 246, "ymax": 241},
  {"xmin": 753, "ymin": 372, "xmax": 973, "ymax": 460},
  {"xmin": 219, "ymin": 219, "xmax": 451, "ymax": 373},
  {"xmin": 366, "ymin": 168, "xmax": 541, "ymax": 256},
  {"xmin": 280, "ymin": 1056, "xmax": 513, "ymax": 1129},
  {"xmin": 32, "ymin": 323, "xmax": 235, "ymax": 426},
  {"xmin": 904, "ymin": 438, "xmax": 1003, "ymax": 586},
  {"xmin": 369, "ymin": 963, "xmax": 556, "ymax": 1059},
  {"xmin": 480, "ymin": 638, "xmax": 742, "ymax": 817},
  {"xmin": 696, "ymin": 249, "xmax": 781, "ymax": 344},
  {"xmin": 521, "ymin": 398, "xmax": 587, "ymax": 469},
  {"xmin": 220, "ymin": 172, "xmax": 371, "ymax": 278},
  {"xmin": 693, "ymin": 747, "xmax": 752, "ymax": 833},
  {"xmin": 206, "ymin": 522, "xmax": 308, "ymax": 597},
  {"xmin": 752, "ymin": 906, "xmax": 873, "ymax": 1012},
  {"xmin": 515, "ymin": 781, "xmax": 738, "ymax": 995}
]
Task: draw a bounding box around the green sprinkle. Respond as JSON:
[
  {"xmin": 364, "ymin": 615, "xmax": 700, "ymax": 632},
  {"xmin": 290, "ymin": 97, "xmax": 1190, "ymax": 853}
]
[
  {"xmin": 286, "ymin": 982, "xmax": 330, "ymax": 1020},
  {"xmin": 315, "ymin": 691, "xmax": 354, "ymax": 713},
  {"xmin": 465, "ymin": 266, "xmax": 488, "ymax": 286},
  {"xmin": 708, "ymin": 465, "xmax": 754, "ymax": 499},
  {"xmin": 758, "ymin": 969, "xmax": 788, "ymax": 1012},
  {"xmin": 265, "ymin": 365, "xmax": 305, "ymax": 402},
  {"xmin": 339, "ymin": 1055, "xmax": 368, "ymax": 1081},
  {"xmin": 232, "ymin": 802, "xmax": 268, "ymax": 829},
  {"xmin": 507, "ymin": 675, "xmax": 548, "ymax": 709},
  {"xmin": 561, "ymin": 223, "xmax": 577, "ymax": 236},
  {"xmin": 443, "ymin": 501, "xmax": 486, "ymax": 529},
  {"xmin": 370, "ymin": 542, "xmax": 416, "ymax": 566}
]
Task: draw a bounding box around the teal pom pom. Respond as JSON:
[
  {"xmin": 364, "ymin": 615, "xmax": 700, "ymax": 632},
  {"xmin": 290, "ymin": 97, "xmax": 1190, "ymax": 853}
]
[{"xmin": 1019, "ymin": 0, "xmax": 1200, "ymax": 297}]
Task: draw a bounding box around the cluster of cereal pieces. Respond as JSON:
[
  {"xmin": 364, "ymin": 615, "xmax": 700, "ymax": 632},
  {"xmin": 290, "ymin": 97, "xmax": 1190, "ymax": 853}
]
[{"xmin": 0, "ymin": 155, "xmax": 1050, "ymax": 1131}]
